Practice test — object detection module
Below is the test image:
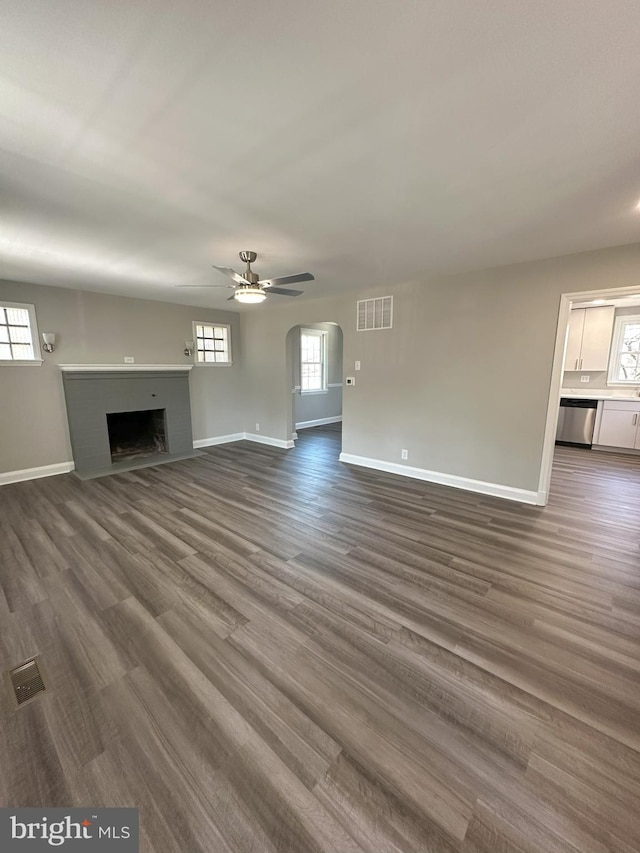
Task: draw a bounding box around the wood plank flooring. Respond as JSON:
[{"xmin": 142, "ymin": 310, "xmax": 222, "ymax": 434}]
[{"xmin": 1, "ymin": 426, "xmax": 639, "ymax": 852}]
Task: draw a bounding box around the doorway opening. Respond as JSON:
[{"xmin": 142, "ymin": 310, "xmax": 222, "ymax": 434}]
[
  {"xmin": 538, "ymin": 284, "xmax": 640, "ymax": 503},
  {"xmin": 285, "ymin": 322, "xmax": 344, "ymax": 459}
]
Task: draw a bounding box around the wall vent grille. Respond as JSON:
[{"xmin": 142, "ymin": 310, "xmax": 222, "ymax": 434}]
[
  {"xmin": 356, "ymin": 296, "xmax": 393, "ymax": 331},
  {"xmin": 9, "ymin": 658, "xmax": 46, "ymax": 705}
]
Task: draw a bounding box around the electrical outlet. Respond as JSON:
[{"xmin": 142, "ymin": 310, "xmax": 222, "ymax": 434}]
[
  {"xmin": 580, "ymin": 375, "xmax": 590, "ymax": 383},
  {"xmin": 255, "ymin": 423, "xmax": 260, "ymax": 432},
  {"xmin": 345, "ymin": 376, "xmax": 355, "ymax": 386},
  {"xmin": 355, "ymin": 360, "xmax": 361, "ymax": 371},
  {"xmin": 401, "ymin": 449, "xmax": 408, "ymax": 460},
  {"xmin": 124, "ymin": 356, "xmax": 134, "ymax": 363}
]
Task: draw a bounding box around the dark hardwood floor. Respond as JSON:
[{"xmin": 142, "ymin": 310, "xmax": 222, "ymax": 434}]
[{"xmin": 1, "ymin": 426, "xmax": 640, "ymax": 852}]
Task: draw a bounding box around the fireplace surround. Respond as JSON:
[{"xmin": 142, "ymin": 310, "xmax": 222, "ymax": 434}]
[{"xmin": 60, "ymin": 365, "xmax": 196, "ymax": 478}]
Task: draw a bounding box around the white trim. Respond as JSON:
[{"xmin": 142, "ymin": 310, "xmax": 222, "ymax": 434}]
[
  {"xmin": 243, "ymin": 433, "xmax": 295, "ymax": 449},
  {"xmin": 0, "ymin": 359, "xmax": 43, "ymax": 366},
  {"xmin": 193, "ymin": 433, "xmax": 245, "ymax": 448},
  {"xmin": 58, "ymin": 364, "xmax": 193, "ymax": 371},
  {"xmin": 0, "ymin": 461, "xmax": 74, "ymax": 486},
  {"xmin": 327, "ymin": 382, "xmax": 343, "ymax": 388},
  {"xmin": 339, "ymin": 453, "xmax": 541, "ymax": 505},
  {"xmin": 295, "ymin": 416, "xmax": 343, "ymax": 429}
]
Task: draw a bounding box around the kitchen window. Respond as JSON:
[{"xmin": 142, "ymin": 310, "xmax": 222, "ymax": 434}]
[
  {"xmin": 0, "ymin": 302, "xmax": 41, "ymax": 363},
  {"xmin": 193, "ymin": 322, "xmax": 231, "ymax": 364},
  {"xmin": 300, "ymin": 329, "xmax": 327, "ymax": 393},
  {"xmin": 608, "ymin": 314, "xmax": 640, "ymax": 385}
]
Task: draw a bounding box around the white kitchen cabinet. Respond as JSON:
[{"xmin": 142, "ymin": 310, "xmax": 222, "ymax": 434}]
[
  {"xmin": 563, "ymin": 306, "xmax": 615, "ymax": 372},
  {"xmin": 595, "ymin": 401, "xmax": 640, "ymax": 449}
]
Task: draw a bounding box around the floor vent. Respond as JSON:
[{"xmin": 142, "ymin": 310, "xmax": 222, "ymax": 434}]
[{"xmin": 9, "ymin": 658, "xmax": 46, "ymax": 705}]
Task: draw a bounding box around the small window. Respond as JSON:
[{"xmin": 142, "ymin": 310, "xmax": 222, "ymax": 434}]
[
  {"xmin": 193, "ymin": 322, "xmax": 231, "ymax": 364},
  {"xmin": 0, "ymin": 302, "xmax": 41, "ymax": 363},
  {"xmin": 300, "ymin": 329, "xmax": 327, "ymax": 393},
  {"xmin": 356, "ymin": 296, "xmax": 393, "ymax": 331},
  {"xmin": 608, "ymin": 314, "xmax": 640, "ymax": 385}
]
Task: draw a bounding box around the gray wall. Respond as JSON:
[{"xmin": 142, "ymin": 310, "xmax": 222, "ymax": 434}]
[
  {"xmin": 241, "ymin": 241, "xmax": 640, "ymax": 493},
  {"xmin": 291, "ymin": 323, "xmax": 343, "ymax": 427},
  {"xmin": 0, "ymin": 280, "xmax": 242, "ymax": 474},
  {"xmin": 562, "ymin": 305, "xmax": 640, "ymax": 390},
  {"xmin": 4, "ymin": 241, "xmax": 640, "ymax": 492}
]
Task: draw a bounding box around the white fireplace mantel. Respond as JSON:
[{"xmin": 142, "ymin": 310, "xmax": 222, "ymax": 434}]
[{"xmin": 58, "ymin": 364, "xmax": 194, "ymax": 372}]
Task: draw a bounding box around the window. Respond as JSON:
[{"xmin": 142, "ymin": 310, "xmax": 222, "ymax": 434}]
[
  {"xmin": 608, "ymin": 314, "xmax": 640, "ymax": 384},
  {"xmin": 300, "ymin": 329, "xmax": 327, "ymax": 393},
  {"xmin": 0, "ymin": 302, "xmax": 41, "ymax": 363},
  {"xmin": 193, "ymin": 322, "xmax": 231, "ymax": 364},
  {"xmin": 357, "ymin": 296, "xmax": 393, "ymax": 331}
]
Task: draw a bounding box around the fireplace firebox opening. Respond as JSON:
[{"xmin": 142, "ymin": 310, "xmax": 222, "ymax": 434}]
[{"xmin": 106, "ymin": 408, "xmax": 167, "ymax": 463}]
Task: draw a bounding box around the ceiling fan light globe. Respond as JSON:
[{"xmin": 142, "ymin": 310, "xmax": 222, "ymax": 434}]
[{"xmin": 234, "ymin": 287, "xmax": 266, "ymax": 304}]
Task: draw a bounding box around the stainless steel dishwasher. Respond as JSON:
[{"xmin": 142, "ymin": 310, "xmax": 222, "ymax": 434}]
[{"xmin": 555, "ymin": 398, "xmax": 598, "ymax": 447}]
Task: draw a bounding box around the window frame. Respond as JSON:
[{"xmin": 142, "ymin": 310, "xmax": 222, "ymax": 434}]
[
  {"xmin": 192, "ymin": 321, "xmax": 232, "ymax": 366},
  {"xmin": 0, "ymin": 301, "xmax": 43, "ymax": 365},
  {"xmin": 300, "ymin": 328, "xmax": 328, "ymax": 395},
  {"xmin": 607, "ymin": 313, "xmax": 640, "ymax": 386}
]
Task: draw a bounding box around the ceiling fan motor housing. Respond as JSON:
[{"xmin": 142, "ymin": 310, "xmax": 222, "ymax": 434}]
[{"xmin": 239, "ymin": 250, "xmax": 260, "ymax": 283}]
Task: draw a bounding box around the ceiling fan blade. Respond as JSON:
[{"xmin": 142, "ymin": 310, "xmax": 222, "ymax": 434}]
[
  {"xmin": 176, "ymin": 284, "xmax": 234, "ymax": 288},
  {"xmin": 258, "ymin": 272, "xmax": 314, "ymax": 287},
  {"xmin": 266, "ymin": 287, "xmax": 303, "ymax": 297},
  {"xmin": 212, "ymin": 265, "xmax": 249, "ymax": 285}
]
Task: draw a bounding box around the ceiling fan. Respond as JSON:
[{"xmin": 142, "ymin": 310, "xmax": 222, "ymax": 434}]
[{"xmin": 178, "ymin": 251, "xmax": 314, "ymax": 303}]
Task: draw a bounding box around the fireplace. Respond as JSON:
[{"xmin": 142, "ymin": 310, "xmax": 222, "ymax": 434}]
[
  {"xmin": 60, "ymin": 365, "xmax": 195, "ymax": 478},
  {"xmin": 106, "ymin": 408, "xmax": 167, "ymax": 463}
]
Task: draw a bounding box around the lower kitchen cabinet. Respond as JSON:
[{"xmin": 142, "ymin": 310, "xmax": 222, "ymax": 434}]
[{"xmin": 596, "ymin": 400, "xmax": 640, "ymax": 449}]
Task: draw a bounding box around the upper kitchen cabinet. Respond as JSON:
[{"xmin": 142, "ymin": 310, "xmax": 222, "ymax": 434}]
[{"xmin": 563, "ymin": 306, "xmax": 615, "ymax": 371}]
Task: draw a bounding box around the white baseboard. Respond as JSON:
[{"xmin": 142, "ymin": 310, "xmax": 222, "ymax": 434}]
[
  {"xmin": 243, "ymin": 433, "xmax": 295, "ymax": 449},
  {"xmin": 0, "ymin": 461, "xmax": 75, "ymax": 486},
  {"xmin": 193, "ymin": 433, "xmax": 245, "ymax": 449},
  {"xmin": 338, "ymin": 453, "xmax": 541, "ymax": 505},
  {"xmin": 295, "ymin": 416, "xmax": 343, "ymax": 430}
]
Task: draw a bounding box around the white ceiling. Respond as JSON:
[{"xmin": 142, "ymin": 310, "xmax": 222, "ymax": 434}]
[{"xmin": 2, "ymin": 0, "xmax": 640, "ymax": 310}]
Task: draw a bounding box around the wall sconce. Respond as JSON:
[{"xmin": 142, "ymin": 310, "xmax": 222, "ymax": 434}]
[
  {"xmin": 184, "ymin": 340, "xmax": 194, "ymax": 356},
  {"xmin": 41, "ymin": 333, "xmax": 56, "ymax": 353}
]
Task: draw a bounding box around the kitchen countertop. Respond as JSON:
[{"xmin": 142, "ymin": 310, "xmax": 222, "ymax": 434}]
[{"xmin": 560, "ymin": 389, "xmax": 640, "ymax": 401}]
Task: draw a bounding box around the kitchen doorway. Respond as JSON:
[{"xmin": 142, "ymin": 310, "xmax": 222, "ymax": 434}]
[{"xmin": 538, "ymin": 284, "xmax": 640, "ymax": 503}]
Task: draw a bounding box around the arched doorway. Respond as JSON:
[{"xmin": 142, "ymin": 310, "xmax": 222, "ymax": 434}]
[{"xmin": 285, "ymin": 322, "xmax": 344, "ymax": 456}]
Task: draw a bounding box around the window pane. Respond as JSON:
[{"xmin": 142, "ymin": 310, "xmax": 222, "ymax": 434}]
[
  {"xmin": 5, "ymin": 307, "xmax": 29, "ymax": 326},
  {"xmin": 618, "ymin": 353, "xmax": 639, "ymax": 380},
  {"xmin": 204, "ymin": 351, "xmax": 215, "ymax": 362},
  {"xmin": 196, "ymin": 325, "xmax": 204, "ymax": 336},
  {"xmin": 203, "ymin": 327, "xmax": 214, "ymax": 338},
  {"xmin": 11, "ymin": 344, "xmax": 34, "ymax": 359},
  {"xmin": 622, "ymin": 323, "xmax": 640, "ymax": 351},
  {"xmin": 0, "ymin": 327, "xmax": 8, "ymax": 343},
  {"xmin": 204, "ymin": 339, "xmax": 214, "ymax": 350},
  {"xmin": 0, "ymin": 343, "xmax": 11, "ymax": 359},
  {"xmin": 9, "ymin": 325, "xmax": 31, "ymax": 344}
]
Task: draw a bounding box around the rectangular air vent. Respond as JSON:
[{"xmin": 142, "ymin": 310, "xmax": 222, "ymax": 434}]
[
  {"xmin": 9, "ymin": 658, "xmax": 46, "ymax": 705},
  {"xmin": 356, "ymin": 296, "xmax": 393, "ymax": 331}
]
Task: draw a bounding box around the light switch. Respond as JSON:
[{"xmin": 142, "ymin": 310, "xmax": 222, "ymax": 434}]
[
  {"xmin": 124, "ymin": 357, "xmax": 135, "ymax": 363},
  {"xmin": 355, "ymin": 361, "xmax": 361, "ymax": 371}
]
